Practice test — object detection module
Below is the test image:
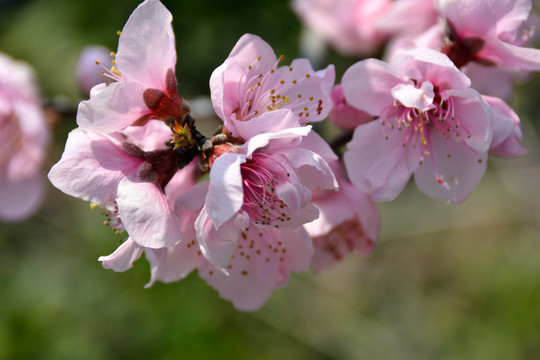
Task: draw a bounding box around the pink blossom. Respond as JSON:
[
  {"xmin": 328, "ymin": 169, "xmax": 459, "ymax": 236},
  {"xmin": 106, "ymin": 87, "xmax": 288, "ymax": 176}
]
[
  {"xmin": 329, "ymin": 84, "xmax": 373, "ymax": 130},
  {"xmin": 77, "ymin": 0, "xmax": 183, "ymax": 133},
  {"xmin": 196, "ymin": 109, "xmax": 337, "ymax": 272},
  {"xmin": 304, "ymin": 162, "xmax": 379, "ymax": 272},
  {"xmin": 342, "ymin": 48, "xmax": 493, "ymax": 203},
  {"xmin": 292, "ymin": 0, "xmax": 391, "ymax": 55},
  {"xmin": 0, "ymin": 52, "xmax": 50, "ymax": 222},
  {"xmin": 48, "ymin": 120, "xmax": 182, "ymax": 248},
  {"xmin": 101, "ymin": 161, "xmax": 314, "ymax": 311},
  {"xmin": 436, "ymin": 0, "xmax": 540, "ymax": 75},
  {"xmin": 210, "ymin": 34, "xmax": 335, "ymax": 139},
  {"xmin": 388, "ymin": 0, "xmax": 540, "ymax": 97}
]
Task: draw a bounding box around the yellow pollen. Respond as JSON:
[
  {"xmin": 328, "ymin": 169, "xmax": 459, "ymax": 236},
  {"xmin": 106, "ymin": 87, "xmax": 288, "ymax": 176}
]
[
  {"xmin": 257, "ymin": 56, "xmax": 261, "ymax": 60},
  {"xmin": 110, "ymin": 51, "xmax": 116, "ymax": 57},
  {"xmin": 95, "ymin": 60, "xmax": 100, "ymax": 65},
  {"xmin": 305, "ymin": 74, "xmax": 311, "ymax": 78},
  {"xmin": 116, "ymin": 30, "xmax": 122, "ymax": 36},
  {"xmin": 111, "ymin": 66, "xmax": 121, "ymax": 76},
  {"xmin": 292, "ymin": 80, "xmax": 297, "ymax": 84},
  {"xmin": 89, "ymin": 203, "xmax": 99, "ymax": 210}
]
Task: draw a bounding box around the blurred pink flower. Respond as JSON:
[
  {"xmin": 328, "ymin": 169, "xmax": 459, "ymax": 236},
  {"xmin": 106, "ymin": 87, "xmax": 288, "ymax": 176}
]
[
  {"xmin": 387, "ymin": 0, "xmax": 540, "ymax": 98},
  {"xmin": 74, "ymin": 45, "xmax": 113, "ymax": 96},
  {"xmin": 436, "ymin": 0, "xmax": 540, "ymax": 69},
  {"xmin": 196, "ymin": 109, "xmax": 338, "ymax": 273},
  {"xmin": 0, "ymin": 52, "xmax": 50, "ymax": 222},
  {"xmin": 342, "ymin": 48, "xmax": 493, "ymax": 203},
  {"xmin": 376, "ymin": 0, "xmax": 438, "ymax": 38},
  {"xmin": 48, "ymin": 120, "xmax": 182, "ymax": 248},
  {"xmin": 292, "ymin": 0, "xmax": 391, "ymax": 55},
  {"xmin": 305, "ymin": 162, "xmax": 379, "ymax": 272},
  {"xmin": 210, "ymin": 34, "xmax": 334, "ymax": 139},
  {"xmin": 77, "ymin": 0, "xmax": 182, "ymax": 133}
]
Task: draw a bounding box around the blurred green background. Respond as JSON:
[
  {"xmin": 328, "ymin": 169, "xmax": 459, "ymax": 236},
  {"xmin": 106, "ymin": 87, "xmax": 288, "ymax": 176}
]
[{"xmin": 1, "ymin": 0, "xmax": 540, "ymax": 359}]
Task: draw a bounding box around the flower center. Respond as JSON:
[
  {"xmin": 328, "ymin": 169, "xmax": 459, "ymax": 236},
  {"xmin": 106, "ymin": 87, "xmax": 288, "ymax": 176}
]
[
  {"xmin": 236, "ymin": 55, "xmax": 325, "ymax": 123},
  {"xmin": 440, "ymin": 18, "xmax": 493, "ymax": 68},
  {"xmin": 240, "ymin": 153, "xmax": 293, "ymax": 228},
  {"xmin": 381, "ymin": 83, "xmax": 472, "ymax": 164},
  {"xmin": 138, "ymin": 68, "xmax": 184, "ymax": 126}
]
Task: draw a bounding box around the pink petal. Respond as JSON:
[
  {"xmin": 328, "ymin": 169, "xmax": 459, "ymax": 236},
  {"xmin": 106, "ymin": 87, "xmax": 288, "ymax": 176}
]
[
  {"xmin": 391, "ymin": 82, "xmax": 435, "ymax": 111},
  {"xmin": 243, "ymin": 120, "xmax": 312, "ymax": 157},
  {"xmin": 299, "ymin": 131, "xmax": 339, "ymax": 163},
  {"xmin": 144, "ymin": 241, "xmax": 201, "ymax": 287},
  {"xmin": 121, "ymin": 119, "xmax": 172, "ymax": 151},
  {"xmin": 483, "ymin": 95, "xmax": 527, "ymax": 157},
  {"xmin": 446, "ymin": 89, "xmax": 493, "ymax": 152},
  {"xmin": 329, "ymin": 84, "xmax": 374, "ymax": 130},
  {"xmin": 462, "ymin": 62, "xmax": 516, "ymax": 99},
  {"xmin": 341, "ymin": 58, "xmax": 402, "ymax": 115},
  {"xmin": 209, "ymin": 58, "xmax": 243, "ymax": 127},
  {"xmin": 194, "ymin": 206, "xmax": 240, "ymax": 273},
  {"xmin": 481, "ymin": 39, "xmax": 540, "ymax": 71},
  {"xmin": 206, "ymin": 152, "xmax": 245, "ymax": 229},
  {"xmin": 395, "ymin": 49, "xmax": 470, "ymax": 91},
  {"xmin": 278, "ymin": 147, "xmax": 338, "ymax": 191},
  {"xmin": 436, "ymin": 0, "xmax": 499, "ymax": 35},
  {"xmin": 233, "ymin": 108, "xmax": 302, "ymax": 141},
  {"xmin": 496, "ymin": 0, "xmax": 533, "ymax": 34},
  {"xmin": 198, "ymin": 226, "xmax": 312, "ymax": 311},
  {"xmin": 304, "ymin": 187, "xmax": 356, "ymax": 237},
  {"xmin": 98, "ymin": 239, "xmax": 143, "ymax": 272},
  {"xmin": 347, "ymin": 182, "xmax": 380, "ymax": 244},
  {"xmin": 265, "ymin": 59, "xmax": 335, "ymax": 122},
  {"xmin": 414, "ymin": 130, "xmax": 488, "ymax": 203},
  {"xmin": 115, "ymin": 0, "xmax": 177, "ymax": 89},
  {"xmin": 227, "ymin": 33, "xmax": 278, "ymax": 74},
  {"xmin": 116, "ymin": 178, "xmax": 181, "ymax": 248},
  {"xmin": 344, "ymin": 121, "xmax": 416, "ymax": 201},
  {"xmin": 48, "ymin": 129, "xmax": 142, "ymax": 207},
  {"xmin": 77, "ymin": 81, "xmax": 148, "ymax": 133},
  {"xmin": 173, "ymin": 180, "xmax": 209, "ymax": 213}
]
